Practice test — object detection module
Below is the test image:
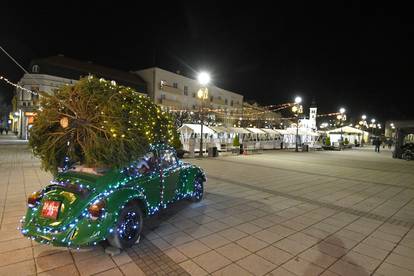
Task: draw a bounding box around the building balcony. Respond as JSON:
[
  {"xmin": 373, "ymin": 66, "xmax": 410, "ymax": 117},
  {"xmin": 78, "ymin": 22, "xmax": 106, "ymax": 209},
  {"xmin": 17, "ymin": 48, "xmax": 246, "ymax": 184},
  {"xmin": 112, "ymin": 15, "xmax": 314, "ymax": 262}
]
[
  {"xmin": 17, "ymin": 100, "xmax": 39, "ymax": 110},
  {"xmin": 160, "ymin": 84, "xmax": 182, "ymax": 95}
]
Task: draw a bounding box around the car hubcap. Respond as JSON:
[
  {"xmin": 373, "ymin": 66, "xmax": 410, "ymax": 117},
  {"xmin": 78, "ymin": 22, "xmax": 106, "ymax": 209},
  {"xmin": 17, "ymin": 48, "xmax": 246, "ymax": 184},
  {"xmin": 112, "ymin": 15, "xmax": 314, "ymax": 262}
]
[{"xmin": 118, "ymin": 211, "xmax": 139, "ymax": 241}]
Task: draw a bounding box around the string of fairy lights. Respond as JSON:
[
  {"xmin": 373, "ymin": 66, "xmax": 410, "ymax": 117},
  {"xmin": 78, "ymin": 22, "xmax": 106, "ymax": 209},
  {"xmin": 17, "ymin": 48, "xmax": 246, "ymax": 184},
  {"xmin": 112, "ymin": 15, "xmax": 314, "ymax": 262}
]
[
  {"xmin": 171, "ymin": 102, "xmax": 342, "ymax": 124},
  {"xmin": 0, "ymin": 74, "xmax": 37, "ymax": 95},
  {"xmin": 2, "ymin": 71, "xmax": 346, "ymax": 126}
]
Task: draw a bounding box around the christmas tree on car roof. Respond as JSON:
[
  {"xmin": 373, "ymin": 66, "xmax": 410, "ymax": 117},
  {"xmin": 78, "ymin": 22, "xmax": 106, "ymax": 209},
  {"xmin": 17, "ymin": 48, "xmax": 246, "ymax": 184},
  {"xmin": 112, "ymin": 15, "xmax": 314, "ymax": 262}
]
[{"xmin": 29, "ymin": 76, "xmax": 180, "ymax": 174}]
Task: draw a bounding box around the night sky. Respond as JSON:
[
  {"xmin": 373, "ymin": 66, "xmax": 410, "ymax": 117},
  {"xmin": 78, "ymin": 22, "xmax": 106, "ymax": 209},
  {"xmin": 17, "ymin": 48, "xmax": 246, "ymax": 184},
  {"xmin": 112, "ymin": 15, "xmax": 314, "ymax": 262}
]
[{"xmin": 1, "ymin": 1, "xmax": 413, "ymax": 122}]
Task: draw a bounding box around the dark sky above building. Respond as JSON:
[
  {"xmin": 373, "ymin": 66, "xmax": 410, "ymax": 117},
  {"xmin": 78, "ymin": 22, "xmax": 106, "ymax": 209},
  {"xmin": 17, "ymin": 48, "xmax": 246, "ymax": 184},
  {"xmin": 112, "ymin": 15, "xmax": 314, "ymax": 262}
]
[{"xmin": 1, "ymin": 1, "xmax": 413, "ymax": 122}]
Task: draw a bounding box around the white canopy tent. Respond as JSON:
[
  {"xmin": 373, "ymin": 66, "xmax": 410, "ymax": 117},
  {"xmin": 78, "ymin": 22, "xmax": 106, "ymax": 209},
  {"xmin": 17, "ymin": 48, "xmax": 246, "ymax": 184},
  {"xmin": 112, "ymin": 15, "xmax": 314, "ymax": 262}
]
[
  {"xmin": 178, "ymin": 124, "xmax": 217, "ymax": 152},
  {"xmin": 246, "ymin": 128, "xmax": 266, "ymax": 134},
  {"xmin": 325, "ymin": 126, "xmax": 369, "ymax": 146},
  {"xmin": 260, "ymin": 128, "xmax": 283, "ymax": 149},
  {"xmin": 261, "ymin": 128, "xmax": 280, "ymax": 135},
  {"xmin": 229, "ymin": 127, "xmax": 251, "ymax": 134},
  {"xmin": 282, "ymin": 127, "xmax": 321, "ymax": 149},
  {"xmin": 178, "ymin": 124, "xmax": 216, "ymax": 135}
]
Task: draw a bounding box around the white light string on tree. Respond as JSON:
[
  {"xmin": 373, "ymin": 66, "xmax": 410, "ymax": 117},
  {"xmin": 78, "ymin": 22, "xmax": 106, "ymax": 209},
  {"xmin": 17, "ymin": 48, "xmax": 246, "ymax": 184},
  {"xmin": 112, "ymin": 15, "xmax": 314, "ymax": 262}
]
[{"xmin": 0, "ymin": 75, "xmax": 37, "ymax": 95}]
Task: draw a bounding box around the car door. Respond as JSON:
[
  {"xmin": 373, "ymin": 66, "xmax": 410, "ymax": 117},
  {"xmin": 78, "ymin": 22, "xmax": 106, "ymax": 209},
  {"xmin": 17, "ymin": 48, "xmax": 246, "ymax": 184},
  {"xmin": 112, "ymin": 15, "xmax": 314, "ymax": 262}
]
[
  {"xmin": 128, "ymin": 151, "xmax": 161, "ymax": 212},
  {"xmin": 159, "ymin": 149, "xmax": 180, "ymax": 204}
]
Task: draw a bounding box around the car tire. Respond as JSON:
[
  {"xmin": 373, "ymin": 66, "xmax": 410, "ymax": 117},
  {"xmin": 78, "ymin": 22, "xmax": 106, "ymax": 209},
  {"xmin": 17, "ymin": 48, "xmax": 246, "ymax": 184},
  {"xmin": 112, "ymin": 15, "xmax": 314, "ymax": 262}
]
[
  {"xmin": 191, "ymin": 177, "xmax": 204, "ymax": 202},
  {"xmin": 107, "ymin": 203, "xmax": 143, "ymax": 249}
]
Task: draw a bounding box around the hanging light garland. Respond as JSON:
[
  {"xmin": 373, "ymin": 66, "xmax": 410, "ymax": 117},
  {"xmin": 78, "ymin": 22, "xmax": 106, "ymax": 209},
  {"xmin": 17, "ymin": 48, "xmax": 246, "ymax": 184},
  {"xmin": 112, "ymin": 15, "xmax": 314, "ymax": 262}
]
[
  {"xmin": 317, "ymin": 112, "xmax": 341, "ymax": 117},
  {"xmin": 0, "ymin": 74, "xmax": 37, "ymax": 95}
]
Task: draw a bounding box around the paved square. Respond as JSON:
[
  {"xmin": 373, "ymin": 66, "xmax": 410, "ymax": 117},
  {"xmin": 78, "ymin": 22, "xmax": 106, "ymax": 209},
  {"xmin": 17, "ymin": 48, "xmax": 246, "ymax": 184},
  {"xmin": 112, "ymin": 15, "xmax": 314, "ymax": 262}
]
[{"xmin": 1, "ymin": 141, "xmax": 414, "ymax": 275}]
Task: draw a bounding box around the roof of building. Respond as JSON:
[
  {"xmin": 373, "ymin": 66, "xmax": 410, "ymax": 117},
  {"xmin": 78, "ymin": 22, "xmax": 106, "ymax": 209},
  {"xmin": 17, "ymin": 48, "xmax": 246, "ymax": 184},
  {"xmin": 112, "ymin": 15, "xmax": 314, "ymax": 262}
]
[{"xmin": 29, "ymin": 56, "xmax": 147, "ymax": 93}]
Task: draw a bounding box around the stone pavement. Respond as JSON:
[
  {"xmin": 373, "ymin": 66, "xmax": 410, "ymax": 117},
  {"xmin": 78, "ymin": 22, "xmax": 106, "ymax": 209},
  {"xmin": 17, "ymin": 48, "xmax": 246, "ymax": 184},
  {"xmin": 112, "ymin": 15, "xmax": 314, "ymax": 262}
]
[
  {"xmin": 0, "ymin": 132, "xmax": 28, "ymax": 145},
  {"xmin": 0, "ymin": 144, "xmax": 414, "ymax": 275}
]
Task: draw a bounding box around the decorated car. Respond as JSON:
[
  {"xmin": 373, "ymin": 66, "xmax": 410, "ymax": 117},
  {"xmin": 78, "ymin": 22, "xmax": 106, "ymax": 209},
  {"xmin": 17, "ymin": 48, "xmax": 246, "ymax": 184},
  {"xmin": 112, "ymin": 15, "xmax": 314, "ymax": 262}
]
[{"xmin": 20, "ymin": 144, "xmax": 205, "ymax": 249}]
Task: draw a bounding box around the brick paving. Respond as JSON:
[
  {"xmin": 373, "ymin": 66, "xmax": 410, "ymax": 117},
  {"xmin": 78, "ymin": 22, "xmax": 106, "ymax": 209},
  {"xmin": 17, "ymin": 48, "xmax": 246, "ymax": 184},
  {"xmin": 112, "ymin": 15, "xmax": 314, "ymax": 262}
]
[{"xmin": 1, "ymin": 140, "xmax": 414, "ymax": 275}]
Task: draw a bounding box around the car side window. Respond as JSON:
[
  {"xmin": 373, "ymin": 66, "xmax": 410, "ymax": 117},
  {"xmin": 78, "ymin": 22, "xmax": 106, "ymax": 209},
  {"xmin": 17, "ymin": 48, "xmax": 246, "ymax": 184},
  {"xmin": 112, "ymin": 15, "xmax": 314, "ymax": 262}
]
[
  {"xmin": 159, "ymin": 149, "xmax": 178, "ymax": 170},
  {"xmin": 126, "ymin": 152, "xmax": 157, "ymax": 176}
]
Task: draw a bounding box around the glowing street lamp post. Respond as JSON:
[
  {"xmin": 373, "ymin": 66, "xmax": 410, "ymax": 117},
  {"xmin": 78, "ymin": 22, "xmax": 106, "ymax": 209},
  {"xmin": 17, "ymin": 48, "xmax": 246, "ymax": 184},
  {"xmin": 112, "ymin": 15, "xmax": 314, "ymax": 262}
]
[
  {"xmin": 337, "ymin": 108, "xmax": 346, "ymax": 147},
  {"xmin": 370, "ymin": 118, "xmax": 376, "ymax": 137},
  {"xmin": 359, "ymin": 114, "xmax": 367, "ymax": 146},
  {"xmin": 197, "ymin": 72, "xmax": 210, "ymax": 157},
  {"xmin": 292, "ymin": 96, "xmax": 303, "ymax": 152}
]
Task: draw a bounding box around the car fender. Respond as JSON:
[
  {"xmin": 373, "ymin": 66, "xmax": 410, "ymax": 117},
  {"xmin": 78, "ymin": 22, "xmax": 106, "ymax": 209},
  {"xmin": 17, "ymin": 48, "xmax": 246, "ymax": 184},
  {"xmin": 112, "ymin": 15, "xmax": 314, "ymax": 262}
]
[
  {"xmin": 102, "ymin": 187, "xmax": 149, "ymax": 230},
  {"xmin": 64, "ymin": 187, "xmax": 148, "ymax": 246}
]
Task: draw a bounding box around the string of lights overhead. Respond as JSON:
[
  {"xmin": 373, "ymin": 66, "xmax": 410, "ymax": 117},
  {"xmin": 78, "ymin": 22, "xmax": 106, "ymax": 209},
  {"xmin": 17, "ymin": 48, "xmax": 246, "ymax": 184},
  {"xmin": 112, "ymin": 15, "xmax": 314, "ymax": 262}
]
[
  {"xmin": 0, "ymin": 74, "xmax": 37, "ymax": 95},
  {"xmin": 169, "ymin": 104, "xmax": 291, "ymax": 117},
  {"xmin": 317, "ymin": 112, "xmax": 341, "ymax": 117}
]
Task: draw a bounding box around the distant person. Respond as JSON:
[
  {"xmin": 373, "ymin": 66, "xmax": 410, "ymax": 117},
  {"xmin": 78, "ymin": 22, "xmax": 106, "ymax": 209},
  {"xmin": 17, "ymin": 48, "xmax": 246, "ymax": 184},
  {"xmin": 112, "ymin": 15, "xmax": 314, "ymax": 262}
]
[
  {"xmin": 374, "ymin": 137, "xmax": 381, "ymax": 153},
  {"xmin": 5, "ymin": 127, "xmax": 8, "ymax": 135},
  {"xmin": 388, "ymin": 139, "xmax": 393, "ymax": 149},
  {"xmin": 0, "ymin": 127, "xmax": 3, "ymax": 135}
]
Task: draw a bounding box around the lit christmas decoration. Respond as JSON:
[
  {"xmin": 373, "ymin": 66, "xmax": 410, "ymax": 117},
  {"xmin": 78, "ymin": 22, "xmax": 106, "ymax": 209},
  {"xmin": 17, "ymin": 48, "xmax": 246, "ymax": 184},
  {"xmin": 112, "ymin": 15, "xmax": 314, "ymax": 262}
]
[
  {"xmin": 0, "ymin": 74, "xmax": 37, "ymax": 95},
  {"xmin": 20, "ymin": 144, "xmax": 206, "ymax": 249},
  {"xmin": 21, "ymin": 76, "xmax": 201, "ymax": 249},
  {"xmin": 29, "ymin": 75, "xmax": 182, "ymax": 174}
]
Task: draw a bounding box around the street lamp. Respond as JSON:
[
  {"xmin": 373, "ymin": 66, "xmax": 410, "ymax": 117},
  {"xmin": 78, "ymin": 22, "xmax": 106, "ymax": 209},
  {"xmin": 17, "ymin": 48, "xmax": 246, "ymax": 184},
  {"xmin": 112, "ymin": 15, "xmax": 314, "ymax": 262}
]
[
  {"xmin": 370, "ymin": 118, "xmax": 376, "ymax": 136},
  {"xmin": 292, "ymin": 96, "xmax": 303, "ymax": 152},
  {"xmin": 360, "ymin": 115, "xmax": 367, "ymax": 130},
  {"xmin": 197, "ymin": 72, "xmax": 210, "ymax": 157},
  {"xmin": 337, "ymin": 107, "xmax": 346, "ymax": 147}
]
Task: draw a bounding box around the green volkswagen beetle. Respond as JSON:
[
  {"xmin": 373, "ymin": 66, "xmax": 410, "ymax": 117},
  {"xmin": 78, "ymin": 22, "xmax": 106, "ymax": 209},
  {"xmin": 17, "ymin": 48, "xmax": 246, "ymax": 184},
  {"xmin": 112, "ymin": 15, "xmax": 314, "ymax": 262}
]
[{"xmin": 21, "ymin": 144, "xmax": 205, "ymax": 249}]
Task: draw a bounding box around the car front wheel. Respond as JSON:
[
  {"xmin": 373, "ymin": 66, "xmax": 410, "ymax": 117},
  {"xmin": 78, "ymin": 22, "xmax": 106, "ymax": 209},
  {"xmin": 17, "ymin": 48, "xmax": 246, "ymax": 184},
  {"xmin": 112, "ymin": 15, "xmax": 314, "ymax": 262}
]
[{"xmin": 107, "ymin": 203, "xmax": 143, "ymax": 249}]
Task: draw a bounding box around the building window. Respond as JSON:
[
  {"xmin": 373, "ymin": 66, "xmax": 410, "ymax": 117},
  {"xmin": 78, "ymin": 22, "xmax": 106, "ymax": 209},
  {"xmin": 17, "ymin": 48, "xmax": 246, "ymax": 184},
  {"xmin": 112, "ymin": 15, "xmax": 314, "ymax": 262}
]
[
  {"xmin": 210, "ymin": 96, "xmax": 214, "ymax": 102},
  {"xmin": 32, "ymin": 65, "xmax": 40, "ymax": 73},
  {"xmin": 173, "ymin": 82, "xmax": 178, "ymax": 88},
  {"xmin": 161, "ymin": 94, "xmax": 166, "ymax": 100},
  {"xmin": 184, "ymin": 86, "xmax": 188, "ymax": 96},
  {"xmin": 160, "ymin": 80, "xmax": 166, "ymax": 89},
  {"xmin": 225, "ymin": 99, "xmax": 228, "ymax": 105},
  {"xmin": 231, "ymin": 100, "xmax": 234, "ymax": 106},
  {"xmin": 192, "ymin": 105, "xmax": 196, "ymax": 110},
  {"xmin": 192, "ymin": 92, "xmax": 196, "ymax": 98}
]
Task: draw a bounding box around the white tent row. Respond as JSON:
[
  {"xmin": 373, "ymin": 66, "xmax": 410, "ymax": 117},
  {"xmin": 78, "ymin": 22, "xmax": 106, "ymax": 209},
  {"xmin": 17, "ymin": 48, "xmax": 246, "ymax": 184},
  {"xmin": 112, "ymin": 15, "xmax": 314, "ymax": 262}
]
[{"xmin": 178, "ymin": 124, "xmax": 320, "ymax": 152}]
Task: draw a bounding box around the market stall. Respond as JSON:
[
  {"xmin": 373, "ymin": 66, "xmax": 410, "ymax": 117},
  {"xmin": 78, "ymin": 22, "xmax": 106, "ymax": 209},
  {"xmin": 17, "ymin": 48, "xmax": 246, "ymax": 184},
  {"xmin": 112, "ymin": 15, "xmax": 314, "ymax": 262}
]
[
  {"xmin": 260, "ymin": 128, "xmax": 282, "ymax": 149},
  {"xmin": 281, "ymin": 128, "xmax": 320, "ymax": 149},
  {"xmin": 325, "ymin": 126, "xmax": 369, "ymax": 147},
  {"xmin": 178, "ymin": 123, "xmax": 216, "ymax": 152}
]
